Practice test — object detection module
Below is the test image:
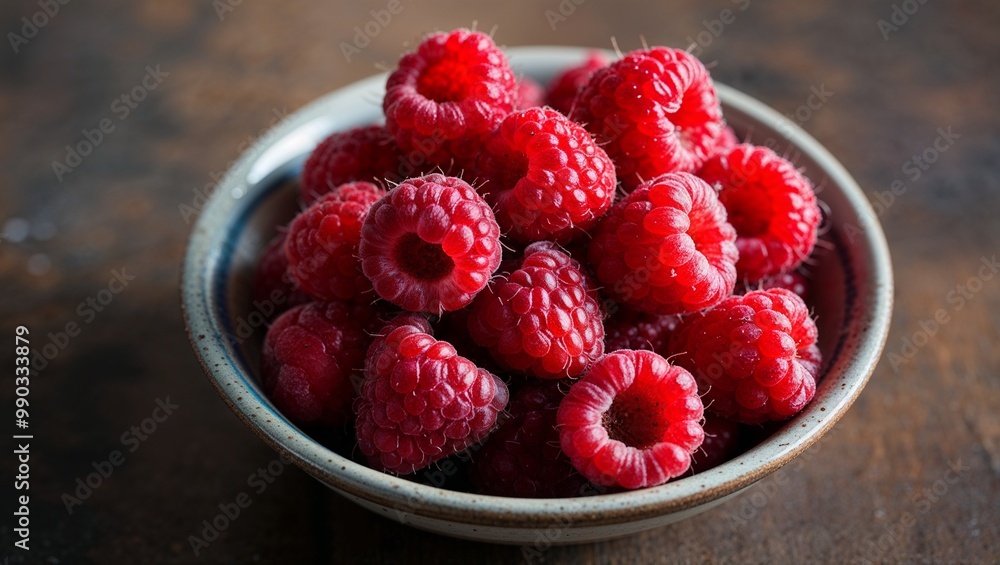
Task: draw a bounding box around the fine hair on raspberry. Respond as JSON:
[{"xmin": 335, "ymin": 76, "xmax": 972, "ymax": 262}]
[
  {"xmin": 475, "ymin": 106, "xmax": 616, "ymax": 243},
  {"xmin": 587, "ymin": 172, "xmax": 738, "ymax": 315},
  {"xmin": 285, "ymin": 182, "xmax": 385, "ymax": 302},
  {"xmin": 468, "ymin": 241, "xmax": 605, "ymax": 379},
  {"xmin": 669, "ymin": 288, "xmax": 822, "ymax": 423},
  {"xmin": 359, "ymin": 173, "xmax": 502, "ymax": 313},
  {"xmin": 698, "ymin": 144, "xmax": 821, "ymax": 282},
  {"xmin": 354, "ymin": 314, "xmax": 509, "ymax": 475},
  {"xmin": 570, "ymin": 46, "xmax": 724, "ymax": 190},
  {"xmin": 557, "ymin": 349, "xmax": 705, "ymax": 489},
  {"xmin": 383, "ymin": 29, "xmax": 517, "ymax": 168}
]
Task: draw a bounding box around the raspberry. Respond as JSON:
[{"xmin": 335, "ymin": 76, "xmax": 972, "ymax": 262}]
[
  {"xmin": 738, "ymin": 270, "xmax": 810, "ymax": 303},
  {"xmin": 570, "ymin": 47, "xmax": 724, "ymax": 190},
  {"xmin": 354, "ymin": 314, "xmax": 509, "ymax": 475},
  {"xmin": 359, "ymin": 174, "xmax": 502, "ymax": 313},
  {"xmin": 690, "ymin": 415, "xmax": 742, "ymax": 473},
  {"xmin": 475, "ymin": 107, "xmax": 616, "ymax": 243},
  {"xmin": 468, "ymin": 242, "xmax": 604, "ymax": 379},
  {"xmin": 669, "ymin": 288, "xmax": 821, "ymax": 424},
  {"xmin": 545, "ymin": 51, "xmax": 608, "ymax": 116},
  {"xmin": 252, "ymin": 232, "xmax": 311, "ymax": 317},
  {"xmin": 470, "ymin": 381, "xmax": 592, "ymax": 498},
  {"xmin": 515, "ymin": 76, "xmax": 545, "ymax": 110},
  {"xmin": 383, "ymin": 29, "xmax": 517, "ymax": 168},
  {"xmin": 587, "ymin": 172, "xmax": 738, "ymax": 315},
  {"xmin": 261, "ymin": 301, "xmax": 378, "ymax": 427},
  {"xmin": 557, "ymin": 350, "xmax": 704, "ymax": 489},
  {"xmin": 698, "ymin": 144, "xmax": 821, "ymax": 282},
  {"xmin": 285, "ymin": 182, "xmax": 384, "ymax": 302},
  {"xmin": 299, "ymin": 126, "xmax": 404, "ymax": 206},
  {"xmin": 604, "ymin": 307, "xmax": 679, "ymax": 354}
]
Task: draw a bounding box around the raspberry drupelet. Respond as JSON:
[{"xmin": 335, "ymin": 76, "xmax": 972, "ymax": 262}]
[
  {"xmin": 359, "ymin": 173, "xmax": 502, "ymax": 314},
  {"xmin": 475, "ymin": 106, "xmax": 616, "ymax": 243},
  {"xmin": 557, "ymin": 349, "xmax": 705, "ymax": 489},
  {"xmin": 354, "ymin": 314, "xmax": 509, "ymax": 475},
  {"xmin": 569, "ymin": 47, "xmax": 724, "ymax": 190},
  {"xmin": 669, "ymin": 288, "xmax": 822, "ymax": 424},
  {"xmin": 285, "ymin": 181, "xmax": 385, "ymax": 302},
  {"xmin": 468, "ymin": 241, "xmax": 605, "ymax": 380},
  {"xmin": 698, "ymin": 144, "xmax": 821, "ymax": 282},
  {"xmin": 383, "ymin": 29, "xmax": 517, "ymax": 168},
  {"xmin": 587, "ymin": 172, "xmax": 738, "ymax": 315}
]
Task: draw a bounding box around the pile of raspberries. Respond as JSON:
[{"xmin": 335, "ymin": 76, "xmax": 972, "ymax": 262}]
[{"xmin": 253, "ymin": 29, "xmax": 824, "ymax": 497}]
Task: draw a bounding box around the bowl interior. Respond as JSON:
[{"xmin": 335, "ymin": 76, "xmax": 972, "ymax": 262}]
[{"xmin": 182, "ymin": 46, "xmax": 892, "ymax": 534}]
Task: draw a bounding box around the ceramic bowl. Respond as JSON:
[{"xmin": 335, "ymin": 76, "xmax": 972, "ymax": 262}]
[{"xmin": 181, "ymin": 46, "xmax": 893, "ymax": 544}]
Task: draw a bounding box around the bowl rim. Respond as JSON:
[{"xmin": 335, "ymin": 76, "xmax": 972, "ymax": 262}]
[{"xmin": 181, "ymin": 45, "xmax": 893, "ymax": 529}]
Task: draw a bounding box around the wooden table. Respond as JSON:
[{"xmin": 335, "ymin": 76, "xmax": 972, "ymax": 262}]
[{"xmin": 2, "ymin": 0, "xmax": 997, "ymax": 562}]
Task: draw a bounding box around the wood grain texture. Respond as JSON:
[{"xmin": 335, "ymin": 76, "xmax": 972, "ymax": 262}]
[{"xmin": 1, "ymin": 0, "xmax": 998, "ymax": 563}]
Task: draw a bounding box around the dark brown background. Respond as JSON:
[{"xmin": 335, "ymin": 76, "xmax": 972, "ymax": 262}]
[{"xmin": 1, "ymin": 0, "xmax": 998, "ymax": 563}]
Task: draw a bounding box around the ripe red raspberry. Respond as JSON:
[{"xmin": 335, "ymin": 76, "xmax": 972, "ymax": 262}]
[
  {"xmin": 475, "ymin": 107, "xmax": 616, "ymax": 243},
  {"xmin": 545, "ymin": 51, "xmax": 608, "ymax": 116},
  {"xmin": 587, "ymin": 172, "xmax": 738, "ymax": 315},
  {"xmin": 690, "ymin": 415, "xmax": 742, "ymax": 473},
  {"xmin": 604, "ymin": 307, "xmax": 679, "ymax": 354},
  {"xmin": 669, "ymin": 288, "xmax": 821, "ymax": 424},
  {"xmin": 470, "ymin": 381, "xmax": 592, "ymax": 498},
  {"xmin": 261, "ymin": 301, "xmax": 378, "ymax": 427},
  {"xmin": 698, "ymin": 144, "xmax": 821, "ymax": 282},
  {"xmin": 285, "ymin": 182, "xmax": 384, "ymax": 302},
  {"xmin": 354, "ymin": 314, "xmax": 509, "ymax": 475},
  {"xmin": 515, "ymin": 76, "xmax": 545, "ymax": 110},
  {"xmin": 383, "ymin": 29, "xmax": 517, "ymax": 168},
  {"xmin": 252, "ymin": 232, "xmax": 311, "ymax": 317},
  {"xmin": 557, "ymin": 350, "xmax": 705, "ymax": 489},
  {"xmin": 299, "ymin": 126, "xmax": 404, "ymax": 206},
  {"xmin": 570, "ymin": 47, "xmax": 724, "ymax": 190},
  {"xmin": 359, "ymin": 173, "xmax": 502, "ymax": 313},
  {"xmin": 468, "ymin": 242, "xmax": 605, "ymax": 380}
]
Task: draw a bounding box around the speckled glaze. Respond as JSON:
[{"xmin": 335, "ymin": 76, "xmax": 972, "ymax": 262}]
[{"xmin": 180, "ymin": 47, "xmax": 893, "ymax": 545}]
